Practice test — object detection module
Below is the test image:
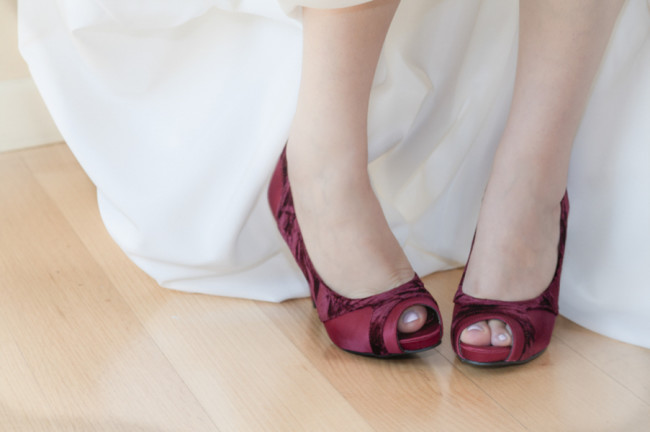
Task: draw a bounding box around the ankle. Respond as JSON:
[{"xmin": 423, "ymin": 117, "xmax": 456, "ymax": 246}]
[
  {"xmin": 287, "ymin": 114, "xmax": 369, "ymax": 169},
  {"xmin": 482, "ymin": 174, "xmax": 566, "ymax": 216},
  {"xmin": 286, "ymin": 141, "xmax": 371, "ymax": 193},
  {"xmin": 487, "ymin": 151, "xmax": 569, "ymax": 208}
]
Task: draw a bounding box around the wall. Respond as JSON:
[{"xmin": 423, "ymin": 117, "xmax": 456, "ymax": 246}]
[{"xmin": 0, "ymin": 0, "xmax": 63, "ymax": 152}]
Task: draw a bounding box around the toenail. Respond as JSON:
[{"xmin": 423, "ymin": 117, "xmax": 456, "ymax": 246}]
[
  {"xmin": 497, "ymin": 333, "xmax": 508, "ymax": 342},
  {"xmin": 402, "ymin": 311, "xmax": 420, "ymax": 324},
  {"xmin": 467, "ymin": 324, "xmax": 484, "ymax": 332}
]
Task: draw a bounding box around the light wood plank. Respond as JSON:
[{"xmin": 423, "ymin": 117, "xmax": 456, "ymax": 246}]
[
  {"xmin": 0, "ymin": 149, "xmax": 218, "ymax": 431},
  {"xmin": 0, "ymin": 309, "xmax": 55, "ymax": 431},
  {"xmin": 429, "ymin": 260, "xmax": 650, "ymax": 431},
  {"xmin": 555, "ymin": 317, "xmax": 650, "ymax": 404}
]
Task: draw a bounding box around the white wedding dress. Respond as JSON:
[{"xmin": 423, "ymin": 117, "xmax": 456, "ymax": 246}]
[{"xmin": 18, "ymin": 0, "xmax": 650, "ymax": 348}]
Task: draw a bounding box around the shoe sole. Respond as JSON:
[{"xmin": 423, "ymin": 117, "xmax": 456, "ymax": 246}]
[
  {"xmin": 343, "ymin": 339, "xmax": 442, "ymax": 359},
  {"xmin": 457, "ymin": 348, "xmax": 547, "ymax": 367}
]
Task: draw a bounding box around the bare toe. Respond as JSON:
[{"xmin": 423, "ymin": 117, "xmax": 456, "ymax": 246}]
[
  {"xmin": 459, "ymin": 321, "xmax": 492, "ymax": 346},
  {"xmin": 397, "ymin": 305, "xmax": 428, "ymax": 333},
  {"xmin": 488, "ymin": 320, "xmax": 512, "ymax": 346}
]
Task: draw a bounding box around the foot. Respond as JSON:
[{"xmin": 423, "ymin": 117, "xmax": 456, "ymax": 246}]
[
  {"xmin": 459, "ymin": 182, "xmax": 563, "ymax": 347},
  {"xmin": 285, "ymin": 141, "xmax": 428, "ymax": 334}
]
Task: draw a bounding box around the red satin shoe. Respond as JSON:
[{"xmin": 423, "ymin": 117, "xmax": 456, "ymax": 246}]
[
  {"xmin": 451, "ymin": 192, "xmax": 569, "ymax": 366},
  {"xmin": 268, "ymin": 148, "xmax": 442, "ymax": 357}
]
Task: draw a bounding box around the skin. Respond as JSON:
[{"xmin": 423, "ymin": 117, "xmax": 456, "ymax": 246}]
[
  {"xmin": 460, "ymin": 0, "xmax": 626, "ymax": 346},
  {"xmin": 288, "ymin": 0, "xmax": 427, "ymax": 334},
  {"xmin": 288, "ymin": 0, "xmax": 625, "ymax": 339}
]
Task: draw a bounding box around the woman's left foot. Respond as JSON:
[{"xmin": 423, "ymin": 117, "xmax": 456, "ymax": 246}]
[{"xmin": 459, "ymin": 183, "xmax": 563, "ymax": 348}]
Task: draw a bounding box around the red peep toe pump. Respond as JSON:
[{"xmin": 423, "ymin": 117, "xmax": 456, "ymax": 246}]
[
  {"xmin": 451, "ymin": 192, "xmax": 569, "ymax": 366},
  {"xmin": 268, "ymin": 148, "xmax": 442, "ymax": 358}
]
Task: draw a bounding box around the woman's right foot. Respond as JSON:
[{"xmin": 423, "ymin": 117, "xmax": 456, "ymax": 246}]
[{"xmin": 285, "ymin": 140, "xmax": 428, "ymax": 334}]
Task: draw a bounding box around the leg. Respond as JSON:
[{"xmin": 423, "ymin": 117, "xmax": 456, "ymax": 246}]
[
  {"xmin": 288, "ymin": 1, "xmax": 427, "ymax": 333},
  {"xmin": 460, "ymin": 0, "xmax": 625, "ymax": 347}
]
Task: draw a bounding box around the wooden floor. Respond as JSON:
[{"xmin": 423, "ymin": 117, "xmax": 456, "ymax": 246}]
[{"xmin": 1, "ymin": 143, "xmax": 648, "ymax": 431}]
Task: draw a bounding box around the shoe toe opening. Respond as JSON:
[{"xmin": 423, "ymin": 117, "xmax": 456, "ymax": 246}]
[{"xmin": 397, "ymin": 306, "xmax": 442, "ymax": 352}]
